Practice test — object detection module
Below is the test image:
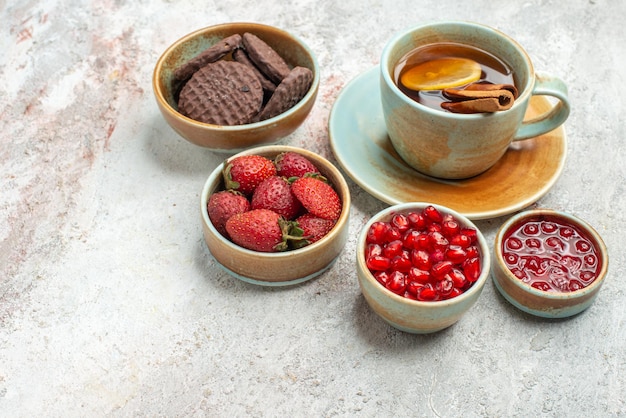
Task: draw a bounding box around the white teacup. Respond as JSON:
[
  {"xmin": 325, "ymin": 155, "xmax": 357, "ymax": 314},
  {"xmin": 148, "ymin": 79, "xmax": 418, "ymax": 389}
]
[{"xmin": 380, "ymin": 21, "xmax": 570, "ymax": 179}]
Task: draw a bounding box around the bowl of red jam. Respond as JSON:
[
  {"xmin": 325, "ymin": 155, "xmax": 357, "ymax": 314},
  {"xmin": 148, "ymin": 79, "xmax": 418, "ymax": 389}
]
[
  {"xmin": 356, "ymin": 202, "xmax": 491, "ymax": 333},
  {"xmin": 492, "ymin": 209, "xmax": 608, "ymax": 318}
]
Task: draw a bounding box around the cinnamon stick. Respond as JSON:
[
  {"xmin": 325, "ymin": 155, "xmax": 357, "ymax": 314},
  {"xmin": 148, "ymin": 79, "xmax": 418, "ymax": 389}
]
[
  {"xmin": 464, "ymin": 82, "xmax": 518, "ymax": 98},
  {"xmin": 441, "ymin": 83, "xmax": 517, "ymax": 114},
  {"xmin": 441, "ymin": 96, "xmax": 512, "ymax": 113}
]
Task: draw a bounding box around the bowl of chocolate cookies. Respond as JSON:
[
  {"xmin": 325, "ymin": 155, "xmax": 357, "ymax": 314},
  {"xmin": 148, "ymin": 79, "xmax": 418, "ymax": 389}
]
[{"xmin": 153, "ymin": 22, "xmax": 320, "ymax": 152}]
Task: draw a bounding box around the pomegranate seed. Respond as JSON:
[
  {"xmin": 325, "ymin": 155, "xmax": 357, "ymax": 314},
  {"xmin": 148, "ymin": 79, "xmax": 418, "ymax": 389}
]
[
  {"xmin": 541, "ymin": 222, "xmax": 558, "ymax": 234},
  {"xmin": 383, "ymin": 240, "xmax": 404, "ymax": 258},
  {"xmin": 463, "ymin": 257, "xmax": 481, "ymax": 283},
  {"xmin": 374, "ymin": 271, "xmax": 390, "ymax": 285},
  {"xmin": 391, "ymin": 254, "xmax": 412, "ymax": 272},
  {"xmin": 522, "ymin": 223, "xmax": 540, "ymax": 236},
  {"xmin": 365, "ymin": 243, "xmax": 382, "ymax": 259},
  {"xmin": 423, "ymin": 205, "xmax": 443, "ymax": 223},
  {"xmin": 442, "ymin": 219, "xmax": 461, "ymax": 238},
  {"xmin": 416, "ymin": 233, "xmax": 430, "ymax": 250},
  {"xmin": 436, "ymin": 277, "xmax": 454, "ymax": 296},
  {"xmin": 367, "ymin": 222, "xmax": 390, "ymax": 245},
  {"xmin": 386, "ymin": 271, "xmax": 406, "ymax": 295},
  {"xmin": 411, "ymin": 250, "xmax": 431, "ymax": 270},
  {"xmin": 441, "ymin": 213, "xmax": 455, "ymax": 223},
  {"xmin": 466, "ymin": 246, "xmax": 480, "ymax": 259},
  {"xmin": 445, "ymin": 245, "xmax": 467, "ymax": 264},
  {"xmin": 367, "ymin": 255, "xmax": 391, "ymax": 271},
  {"xmin": 403, "ymin": 230, "xmax": 421, "ymax": 250},
  {"xmin": 583, "ymin": 254, "xmax": 597, "ymax": 267},
  {"xmin": 503, "ymin": 252, "xmax": 519, "ymax": 265},
  {"xmin": 448, "ymin": 287, "xmax": 463, "ymax": 299},
  {"xmin": 427, "ymin": 223, "xmax": 442, "ymax": 233},
  {"xmin": 460, "ymin": 228, "xmax": 478, "ymax": 244},
  {"xmin": 406, "ymin": 280, "xmax": 423, "ymax": 297},
  {"xmin": 449, "ymin": 233, "xmax": 472, "ymax": 248},
  {"xmin": 511, "ymin": 267, "xmax": 528, "ymax": 280},
  {"xmin": 546, "ymin": 236, "xmax": 565, "ymax": 251},
  {"xmin": 531, "ymin": 281, "xmax": 551, "ymax": 291},
  {"xmin": 525, "ymin": 238, "xmax": 542, "ymax": 249},
  {"xmin": 575, "ymin": 239, "xmax": 592, "ymax": 253},
  {"xmin": 386, "ymin": 227, "xmax": 402, "ymax": 242},
  {"xmin": 568, "ymin": 279, "xmax": 584, "ymax": 291},
  {"xmin": 429, "ymin": 248, "xmax": 445, "ymax": 264},
  {"xmin": 391, "ymin": 213, "xmax": 410, "ymax": 232},
  {"xmin": 559, "ymin": 226, "xmax": 575, "ymax": 239},
  {"xmin": 431, "ymin": 260, "xmax": 454, "ymax": 279},
  {"xmin": 505, "ymin": 237, "xmax": 523, "ymax": 251},
  {"xmin": 417, "ymin": 284, "xmax": 438, "ymax": 301},
  {"xmin": 407, "ymin": 212, "xmax": 426, "ymax": 229},
  {"xmin": 408, "ymin": 267, "xmax": 430, "ymax": 284},
  {"xmin": 429, "ymin": 231, "xmax": 449, "ymax": 250},
  {"xmin": 404, "ymin": 290, "xmax": 418, "ymax": 300},
  {"xmin": 447, "ymin": 268, "xmax": 468, "ymax": 289}
]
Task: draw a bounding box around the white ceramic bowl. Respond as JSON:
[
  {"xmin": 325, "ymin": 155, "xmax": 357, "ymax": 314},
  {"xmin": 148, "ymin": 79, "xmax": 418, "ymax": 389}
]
[
  {"xmin": 201, "ymin": 145, "xmax": 350, "ymax": 286},
  {"xmin": 356, "ymin": 202, "xmax": 491, "ymax": 333}
]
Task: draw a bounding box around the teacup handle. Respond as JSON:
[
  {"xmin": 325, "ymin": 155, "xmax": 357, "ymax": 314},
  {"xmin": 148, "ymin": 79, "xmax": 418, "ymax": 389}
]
[{"xmin": 513, "ymin": 71, "xmax": 570, "ymax": 141}]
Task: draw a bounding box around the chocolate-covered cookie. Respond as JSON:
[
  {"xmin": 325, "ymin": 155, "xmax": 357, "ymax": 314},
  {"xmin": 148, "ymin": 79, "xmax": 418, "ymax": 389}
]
[
  {"xmin": 232, "ymin": 48, "xmax": 277, "ymax": 93},
  {"xmin": 242, "ymin": 32, "xmax": 291, "ymax": 85},
  {"xmin": 255, "ymin": 66, "xmax": 313, "ymax": 121},
  {"xmin": 173, "ymin": 34, "xmax": 242, "ymax": 81},
  {"xmin": 178, "ymin": 60, "xmax": 263, "ymax": 126}
]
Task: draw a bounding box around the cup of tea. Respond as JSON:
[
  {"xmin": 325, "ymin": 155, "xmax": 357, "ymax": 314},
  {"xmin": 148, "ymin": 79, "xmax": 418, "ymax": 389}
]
[{"xmin": 380, "ymin": 21, "xmax": 570, "ymax": 179}]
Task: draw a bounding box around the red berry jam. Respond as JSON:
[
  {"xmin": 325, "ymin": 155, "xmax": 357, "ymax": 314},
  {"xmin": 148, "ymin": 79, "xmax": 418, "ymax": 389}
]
[
  {"xmin": 365, "ymin": 206, "xmax": 481, "ymax": 301},
  {"xmin": 502, "ymin": 214, "xmax": 601, "ymax": 292}
]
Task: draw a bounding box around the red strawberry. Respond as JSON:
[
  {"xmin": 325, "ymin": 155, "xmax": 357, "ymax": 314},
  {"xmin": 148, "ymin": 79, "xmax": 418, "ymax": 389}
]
[
  {"xmin": 225, "ymin": 209, "xmax": 303, "ymax": 252},
  {"xmin": 296, "ymin": 213, "xmax": 336, "ymax": 245},
  {"xmin": 275, "ymin": 151, "xmax": 320, "ymax": 179},
  {"xmin": 207, "ymin": 190, "xmax": 251, "ymax": 236},
  {"xmin": 223, "ymin": 155, "xmax": 277, "ymax": 195},
  {"xmin": 291, "ymin": 174, "xmax": 342, "ymax": 221},
  {"xmin": 251, "ymin": 176, "xmax": 302, "ymax": 220}
]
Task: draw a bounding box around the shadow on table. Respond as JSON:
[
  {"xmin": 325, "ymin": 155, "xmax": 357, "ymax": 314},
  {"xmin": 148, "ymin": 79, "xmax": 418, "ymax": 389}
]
[
  {"xmin": 350, "ymin": 292, "xmax": 454, "ymax": 350},
  {"xmin": 142, "ymin": 113, "xmax": 227, "ymax": 176}
]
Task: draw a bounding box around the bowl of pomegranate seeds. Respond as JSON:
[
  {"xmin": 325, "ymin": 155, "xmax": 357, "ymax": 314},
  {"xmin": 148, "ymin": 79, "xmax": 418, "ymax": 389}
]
[
  {"xmin": 153, "ymin": 22, "xmax": 319, "ymax": 151},
  {"xmin": 357, "ymin": 202, "xmax": 491, "ymax": 333},
  {"xmin": 492, "ymin": 209, "xmax": 608, "ymax": 318},
  {"xmin": 201, "ymin": 145, "xmax": 350, "ymax": 286}
]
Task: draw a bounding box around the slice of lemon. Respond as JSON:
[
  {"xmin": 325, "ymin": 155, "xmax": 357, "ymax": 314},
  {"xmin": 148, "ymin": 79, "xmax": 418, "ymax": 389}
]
[{"xmin": 400, "ymin": 57, "xmax": 482, "ymax": 91}]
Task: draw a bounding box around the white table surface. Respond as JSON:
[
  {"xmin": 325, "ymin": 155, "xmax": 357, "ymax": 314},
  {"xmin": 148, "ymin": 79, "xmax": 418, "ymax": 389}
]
[{"xmin": 1, "ymin": 0, "xmax": 625, "ymax": 416}]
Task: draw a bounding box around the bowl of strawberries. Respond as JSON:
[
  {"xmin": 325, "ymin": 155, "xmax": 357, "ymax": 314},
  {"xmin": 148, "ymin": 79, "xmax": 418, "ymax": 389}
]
[
  {"xmin": 201, "ymin": 145, "xmax": 351, "ymax": 286},
  {"xmin": 356, "ymin": 202, "xmax": 491, "ymax": 333}
]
